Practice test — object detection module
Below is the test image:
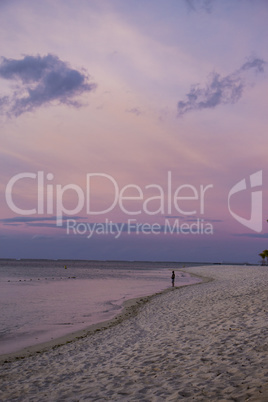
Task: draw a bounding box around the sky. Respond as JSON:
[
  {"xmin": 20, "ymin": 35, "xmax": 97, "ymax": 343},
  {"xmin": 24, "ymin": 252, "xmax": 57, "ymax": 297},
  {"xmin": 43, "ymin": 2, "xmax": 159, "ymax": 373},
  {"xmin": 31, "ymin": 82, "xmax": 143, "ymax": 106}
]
[{"xmin": 0, "ymin": 0, "xmax": 268, "ymax": 263}]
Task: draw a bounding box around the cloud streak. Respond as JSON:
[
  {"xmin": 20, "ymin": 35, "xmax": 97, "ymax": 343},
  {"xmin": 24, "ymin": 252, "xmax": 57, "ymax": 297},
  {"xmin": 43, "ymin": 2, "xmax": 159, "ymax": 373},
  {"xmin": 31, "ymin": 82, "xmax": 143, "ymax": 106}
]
[
  {"xmin": 234, "ymin": 233, "xmax": 268, "ymax": 238},
  {"xmin": 177, "ymin": 57, "xmax": 266, "ymax": 116},
  {"xmin": 0, "ymin": 54, "xmax": 97, "ymax": 116},
  {"xmin": 0, "ymin": 216, "xmax": 85, "ymax": 226}
]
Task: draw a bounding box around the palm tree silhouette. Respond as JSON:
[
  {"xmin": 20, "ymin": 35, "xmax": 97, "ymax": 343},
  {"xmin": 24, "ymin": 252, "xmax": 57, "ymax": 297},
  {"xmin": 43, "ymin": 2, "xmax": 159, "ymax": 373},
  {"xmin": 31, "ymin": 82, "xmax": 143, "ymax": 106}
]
[{"xmin": 259, "ymin": 252, "xmax": 266, "ymax": 265}]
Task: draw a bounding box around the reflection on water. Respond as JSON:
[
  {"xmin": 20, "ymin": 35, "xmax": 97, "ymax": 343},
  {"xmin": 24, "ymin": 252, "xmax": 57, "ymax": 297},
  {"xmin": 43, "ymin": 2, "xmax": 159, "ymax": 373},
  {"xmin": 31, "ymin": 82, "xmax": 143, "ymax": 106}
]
[{"xmin": 0, "ymin": 260, "xmax": 201, "ymax": 355}]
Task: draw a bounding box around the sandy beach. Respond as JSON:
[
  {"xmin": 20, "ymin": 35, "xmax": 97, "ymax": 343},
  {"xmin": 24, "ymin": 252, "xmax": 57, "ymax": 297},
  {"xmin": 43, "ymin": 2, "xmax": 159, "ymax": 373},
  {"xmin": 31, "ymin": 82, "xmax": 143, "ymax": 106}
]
[{"xmin": 0, "ymin": 265, "xmax": 267, "ymax": 401}]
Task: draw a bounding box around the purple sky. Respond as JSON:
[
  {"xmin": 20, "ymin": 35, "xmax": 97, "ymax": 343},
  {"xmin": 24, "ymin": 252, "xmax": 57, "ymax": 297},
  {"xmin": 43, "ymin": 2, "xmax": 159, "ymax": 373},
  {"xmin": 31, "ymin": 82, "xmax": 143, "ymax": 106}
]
[{"xmin": 0, "ymin": 0, "xmax": 268, "ymax": 263}]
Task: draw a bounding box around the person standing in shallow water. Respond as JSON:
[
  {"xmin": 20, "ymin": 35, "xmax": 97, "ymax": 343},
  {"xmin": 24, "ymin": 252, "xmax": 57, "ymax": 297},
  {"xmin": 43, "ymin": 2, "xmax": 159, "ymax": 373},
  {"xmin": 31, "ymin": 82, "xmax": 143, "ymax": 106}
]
[{"xmin": 171, "ymin": 271, "xmax": 175, "ymax": 287}]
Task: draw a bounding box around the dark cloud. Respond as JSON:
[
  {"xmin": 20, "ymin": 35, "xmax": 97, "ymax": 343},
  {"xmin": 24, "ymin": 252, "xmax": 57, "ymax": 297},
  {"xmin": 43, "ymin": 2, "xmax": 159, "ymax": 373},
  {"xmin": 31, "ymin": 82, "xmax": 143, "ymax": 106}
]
[
  {"xmin": 0, "ymin": 95, "xmax": 8, "ymax": 105},
  {"xmin": 32, "ymin": 235, "xmax": 53, "ymax": 240},
  {"xmin": 3, "ymin": 223, "xmax": 21, "ymax": 227},
  {"xmin": 164, "ymin": 215, "xmax": 222, "ymax": 223},
  {"xmin": 126, "ymin": 107, "xmax": 142, "ymax": 116},
  {"xmin": 185, "ymin": 0, "xmax": 215, "ymax": 13},
  {"xmin": 240, "ymin": 57, "xmax": 266, "ymax": 73},
  {"xmin": 177, "ymin": 57, "xmax": 266, "ymax": 116},
  {"xmin": 0, "ymin": 54, "xmax": 97, "ymax": 116},
  {"xmin": 165, "ymin": 215, "xmax": 187, "ymax": 219},
  {"xmin": 27, "ymin": 223, "xmax": 67, "ymax": 229},
  {"xmin": 184, "ymin": 218, "xmax": 222, "ymax": 223}
]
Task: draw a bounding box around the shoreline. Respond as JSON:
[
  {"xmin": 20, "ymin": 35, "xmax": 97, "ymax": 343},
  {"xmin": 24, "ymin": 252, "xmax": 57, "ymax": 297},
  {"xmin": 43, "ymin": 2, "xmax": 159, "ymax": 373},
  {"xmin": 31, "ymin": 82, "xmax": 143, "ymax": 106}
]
[
  {"xmin": 0, "ymin": 269, "xmax": 206, "ymax": 364},
  {"xmin": 1, "ymin": 265, "xmax": 267, "ymax": 401}
]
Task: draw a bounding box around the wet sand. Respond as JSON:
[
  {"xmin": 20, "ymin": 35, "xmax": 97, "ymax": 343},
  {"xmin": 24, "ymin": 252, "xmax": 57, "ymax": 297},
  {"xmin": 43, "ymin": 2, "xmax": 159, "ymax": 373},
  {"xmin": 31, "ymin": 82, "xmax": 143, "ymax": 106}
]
[{"xmin": 0, "ymin": 265, "xmax": 267, "ymax": 401}]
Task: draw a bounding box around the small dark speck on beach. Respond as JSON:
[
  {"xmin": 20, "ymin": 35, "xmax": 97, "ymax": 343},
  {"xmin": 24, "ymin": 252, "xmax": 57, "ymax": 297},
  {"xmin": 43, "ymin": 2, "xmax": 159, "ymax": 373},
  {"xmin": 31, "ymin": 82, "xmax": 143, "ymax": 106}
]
[{"xmin": 179, "ymin": 391, "xmax": 192, "ymax": 398}]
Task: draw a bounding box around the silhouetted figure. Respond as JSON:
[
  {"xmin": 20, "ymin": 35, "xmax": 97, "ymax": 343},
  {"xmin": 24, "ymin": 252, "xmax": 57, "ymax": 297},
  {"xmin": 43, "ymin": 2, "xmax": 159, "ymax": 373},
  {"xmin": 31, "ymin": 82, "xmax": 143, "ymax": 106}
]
[{"xmin": 171, "ymin": 271, "xmax": 175, "ymax": 287}]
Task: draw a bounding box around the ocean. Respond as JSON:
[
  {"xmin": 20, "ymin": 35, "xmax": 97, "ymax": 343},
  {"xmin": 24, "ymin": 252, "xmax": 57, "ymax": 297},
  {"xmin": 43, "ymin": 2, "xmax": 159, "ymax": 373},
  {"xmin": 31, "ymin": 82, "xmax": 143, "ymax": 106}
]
[{"xmin": 0, "ymin": 259, "xmax": 201, "ymax": 355}]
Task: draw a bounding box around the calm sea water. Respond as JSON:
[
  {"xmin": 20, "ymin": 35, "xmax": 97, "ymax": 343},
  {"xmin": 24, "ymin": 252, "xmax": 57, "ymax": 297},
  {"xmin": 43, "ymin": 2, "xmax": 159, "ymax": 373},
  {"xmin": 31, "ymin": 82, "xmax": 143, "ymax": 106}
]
[{"xmin": 0, "ymin": 259, "xmax": 201, "ymax": 355}]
